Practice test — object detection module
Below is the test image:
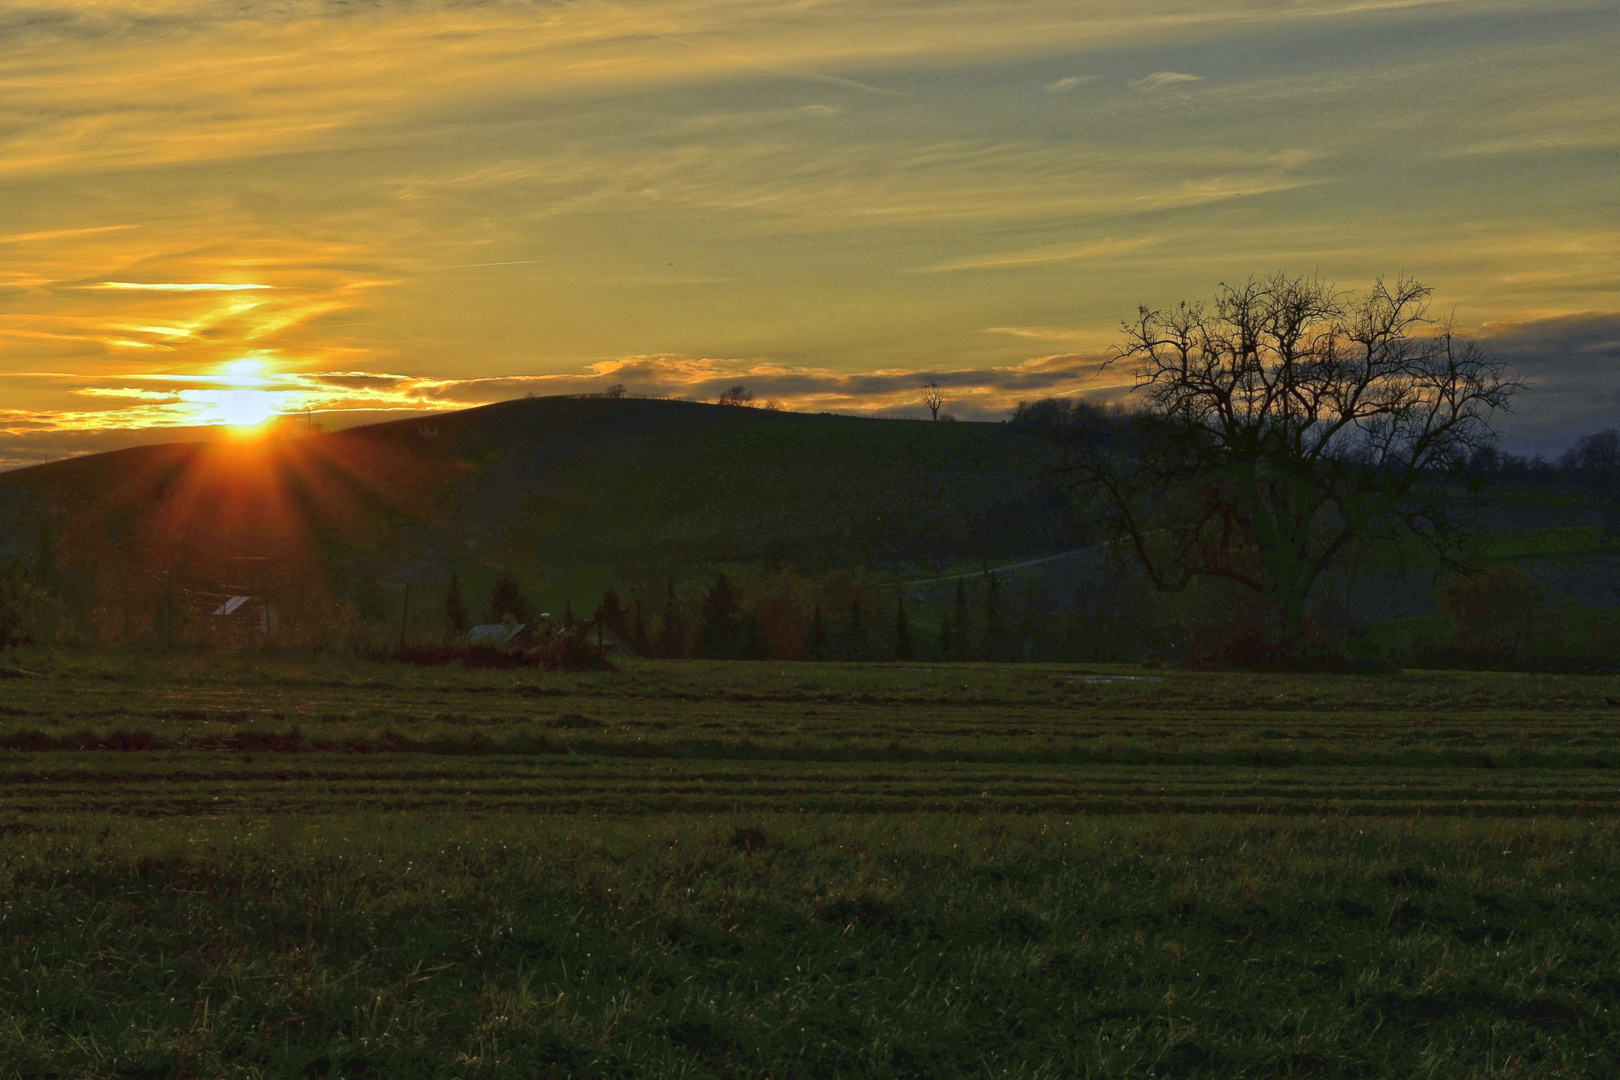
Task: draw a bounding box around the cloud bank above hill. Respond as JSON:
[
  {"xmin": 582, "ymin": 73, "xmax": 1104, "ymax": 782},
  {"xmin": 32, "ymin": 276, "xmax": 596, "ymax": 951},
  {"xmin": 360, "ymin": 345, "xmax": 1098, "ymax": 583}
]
[
  {"xmin": 0, "ymin": 0, "xmax": 1616, "ymax": 465},
  {"xmin": 3, "ymin": 312, "xmax": 1613, "ymax": 469}
]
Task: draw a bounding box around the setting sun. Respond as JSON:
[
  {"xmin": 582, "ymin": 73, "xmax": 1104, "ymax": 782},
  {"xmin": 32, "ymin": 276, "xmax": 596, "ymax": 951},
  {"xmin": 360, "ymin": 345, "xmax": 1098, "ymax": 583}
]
[{"xmin": 200, "ymin": 387, "xmax": 279, "ymax": 429}]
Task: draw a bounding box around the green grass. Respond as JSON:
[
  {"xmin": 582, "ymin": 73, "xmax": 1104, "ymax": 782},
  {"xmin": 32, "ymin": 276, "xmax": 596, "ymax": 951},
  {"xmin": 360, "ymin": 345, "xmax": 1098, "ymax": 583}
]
[
  {"xmin": 4, "ymin": 816, "xmax": 1617, "ymax": 1078},
  {"xmin": 1350, "ymin": 526, "xmax": 1616, "ymax": 572},
  {"xmin": 1366, "ymin": 605, "xmax": 1620, "ymax": 663},
  {"xmin": 4, "ymin": 649, "xmax": 1620, "ymax": 1076}
]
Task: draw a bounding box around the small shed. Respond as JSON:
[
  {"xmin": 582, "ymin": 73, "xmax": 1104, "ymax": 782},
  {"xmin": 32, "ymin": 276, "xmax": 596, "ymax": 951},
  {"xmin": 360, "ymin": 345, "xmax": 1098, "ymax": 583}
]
[
  {"xmin": 211, "ymin": 595, "xmax": 277, "ymax": 633},
  {"xmin": 467, "ymin": 623, "xmax": 524, "ymax": 648}
]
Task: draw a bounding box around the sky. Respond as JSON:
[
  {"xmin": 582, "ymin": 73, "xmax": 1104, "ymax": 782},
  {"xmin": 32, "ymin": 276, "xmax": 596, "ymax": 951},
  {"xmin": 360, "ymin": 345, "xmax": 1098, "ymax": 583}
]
[{"xmin": 1, "ymin": 0, "xmax": 1617, "ymax": 468}]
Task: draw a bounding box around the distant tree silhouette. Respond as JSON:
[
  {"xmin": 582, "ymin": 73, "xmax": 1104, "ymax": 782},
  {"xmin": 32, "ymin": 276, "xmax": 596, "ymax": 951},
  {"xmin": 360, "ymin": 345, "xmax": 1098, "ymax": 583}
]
[
  {"xmin": 1032, "ymin": 273, "xmax": 1519, "ymax": 656},
  {"xmin": 355, "ymin": 572, "xmax": 388, "ymax": 624},
  {"xmin": 598, "ymin": 588, "xmax": 628, "ymax": 639},
  {"xmin": 486, "ymin": 573, "xmax": 533, "ymax": 625},
  {"xmin": 938, "ymin": 610, "xmax": 954, "ymax": 661},
  {"xmin": 894, "ymin": 600, "xmax": 913, "ymax": 661},
  {"xmin": 846, "ymin": 597, "xmax": 866, "ymax": 657},
  {"xmin": 445, "ymin": 571, "xmax": 469, "ymax": 636},
  {"xmin": 922, "ymin": 382, "xmax": 946, "ymax": 421},
  {"xmin": 658, "ymin": 583, "xmax": 686, "ymax": 658},
  {"xmin": 0, "ymin": 562, "xmax": 26, "ymax": 651},
  {"xmin": 982, "ymin": 574, "xmax": 1004, "ymax": 660},
  {"xmin": 603, "ymin": 383, "xmax": 626, "ymax": 399},
  {"xmin": 696, "ymin": 574, "xmax": 747, "ymax": 658},
  {"xmin": 1563, "ymin": 430, "xmax": 1620, "ymax": 538},
  {"xmin": 953, "ymin": 578, "xmax": 971, "ymax": 659},
  {"xmin": 717, "ymin": 384, "xmax": 754, "ymax": 407},
  {"xmin": 631, "ymin": 598, "xmax": 652, "ymax": 656},
  {"xmin": 808, "ymin": 603, "xmax": 828, "ymax": 659},
  {"xmin": 563, "ymin": 599, "xmax": 576, "ymax": 629}
]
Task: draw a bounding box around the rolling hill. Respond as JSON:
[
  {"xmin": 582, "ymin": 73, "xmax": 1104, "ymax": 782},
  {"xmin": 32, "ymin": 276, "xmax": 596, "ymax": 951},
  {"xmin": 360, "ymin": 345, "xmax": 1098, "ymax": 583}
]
[{"xmin": 0, "ymin": 396, "xmax": 1078, "ymax": 618}]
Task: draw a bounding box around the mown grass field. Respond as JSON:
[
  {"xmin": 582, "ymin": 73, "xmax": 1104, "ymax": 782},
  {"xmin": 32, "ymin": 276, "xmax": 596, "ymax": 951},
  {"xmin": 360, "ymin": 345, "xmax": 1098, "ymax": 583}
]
[{"xmin": 2, "ymin": 650, "xmax": 1619, "ymax": 1077}]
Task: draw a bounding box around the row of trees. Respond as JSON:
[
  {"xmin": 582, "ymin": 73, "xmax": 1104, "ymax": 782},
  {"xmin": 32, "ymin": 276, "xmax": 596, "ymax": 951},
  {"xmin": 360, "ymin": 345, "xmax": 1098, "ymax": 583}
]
[{"xmin": 434, "ymin": 567, "xmax": 1029, "ymax": 663}]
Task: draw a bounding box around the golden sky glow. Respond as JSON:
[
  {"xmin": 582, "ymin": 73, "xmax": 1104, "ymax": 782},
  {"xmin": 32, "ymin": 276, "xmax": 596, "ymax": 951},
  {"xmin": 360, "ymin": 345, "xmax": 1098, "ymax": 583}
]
[{"xmin": 1, "ymin": 0, "xmax": 1617, "ymax": 466}]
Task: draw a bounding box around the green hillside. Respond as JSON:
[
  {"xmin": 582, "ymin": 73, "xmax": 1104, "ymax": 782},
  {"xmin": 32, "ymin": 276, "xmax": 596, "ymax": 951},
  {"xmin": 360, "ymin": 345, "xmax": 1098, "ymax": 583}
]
[{"xmin": 0, "ymin": 396, "xmax": 1076, "ymax": 620}]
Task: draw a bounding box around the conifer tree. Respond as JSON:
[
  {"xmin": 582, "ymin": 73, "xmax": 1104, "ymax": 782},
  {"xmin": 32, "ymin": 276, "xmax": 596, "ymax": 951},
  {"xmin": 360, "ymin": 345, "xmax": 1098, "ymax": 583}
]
[
  {"xmin": 696, "ymin": 574, "xmax": 745, "ymax": 658},
  {"xmin": 657, "ymin": 583, "xmax": 686, "ymax": 658},
  {"xmin": 808, "ymin": 603, "xmax": 828, "ymax": 659},
  {"xmin": 953, "ymin": 577, "xmax": 972, "ymax": 660},
  {"xmin": 894, "ymin": 600, "xmax": 913, "ymax": 661},
  {"xmin": 983, "ymin": 573, "xmax": 1003, "ymax": 660},
  {"xmin": 445, "ymin": 572, "xmax": 469, "ymax": 636},
  {"xmin": 631, "ymin": 599, "xmax": 652, "ymax": 657},
  {"xmin": 486, "ymin": 573, "xmax": 532, "ymax": 625}
]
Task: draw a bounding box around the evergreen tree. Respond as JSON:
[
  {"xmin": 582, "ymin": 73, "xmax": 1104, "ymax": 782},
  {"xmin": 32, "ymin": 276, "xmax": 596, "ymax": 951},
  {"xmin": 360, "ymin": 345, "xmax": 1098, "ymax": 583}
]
[
  {"xmin": 445, "ymin": 572, "xmax": 469, "ymax": 636},
  {"xmin": 486, "ymin": 573, "xmax": 532, "ymax": 625},
  {"xmin": 355, "ymin": 571, "xmax": 388, "ymax": 624},
  {"xmin": 938, "ymin": 609, "xmax": 954, "ymax": 660},
  {"xmin": 598, "ymin": 588, "xmax": 628, "ymax": 639},
  {"xmin": 983, "ymin": 573, "xmax": 1003, "ymax": 660},
  {"xmin": 953, "ymin": 577, "xmax": 971, "ymax": 660},
  {"xmin": 808, "ymin": 603, "xmax": 828, "ymax": 659},
  {"xmin": 894, "ymin": 600, "xmax": 913, "ymax": 661},
  {"xmin": 563, "ymin": 599, "xmax": 575, "ymax": 628},
  {"xmin": 631, "ymin": 599, "xmax": 652, "ymax": 657},
  {"xmin": 846, "ymin": 597, "xmax": 866, "ymax": 659},
  {"xmin": 696, "ymin": 574, "xmax": 746, "ymax": 658},
  {"xmin": 657, "ymin": 583, "xmax": 686, "ymax": 658}
]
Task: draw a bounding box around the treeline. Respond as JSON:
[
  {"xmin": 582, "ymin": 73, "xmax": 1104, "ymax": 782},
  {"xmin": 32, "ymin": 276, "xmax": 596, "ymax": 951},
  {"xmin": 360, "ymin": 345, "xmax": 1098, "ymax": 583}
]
[
  {"xmin": 1466, "ymin": 431, "xmax": 1620, "ymax": 535},
  {"xmin": 447, "ymin": 567, "xmax": 1060, "ymax": 664}
]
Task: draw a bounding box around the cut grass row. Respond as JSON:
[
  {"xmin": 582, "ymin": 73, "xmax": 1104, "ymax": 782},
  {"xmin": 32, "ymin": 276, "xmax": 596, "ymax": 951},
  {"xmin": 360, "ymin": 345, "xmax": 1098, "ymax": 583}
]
[
  {"xmin": 3, "ymin": 651, "xmax": 1619, "ymax": 764},
  {"xmin": 6, "ymin": 754, "xmax": 1620, "ymax": 819}
]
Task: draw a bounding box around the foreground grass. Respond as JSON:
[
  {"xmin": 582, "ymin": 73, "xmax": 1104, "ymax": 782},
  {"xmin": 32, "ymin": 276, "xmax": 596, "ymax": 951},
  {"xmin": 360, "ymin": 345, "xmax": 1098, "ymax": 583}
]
[
  {"xmin": 2, "ymin": 815, "xmax": 1616, "ymax": 1079},
  {"xmin": 4, "ymin": 650, "xmax": 1620, "ymax": 1076}
]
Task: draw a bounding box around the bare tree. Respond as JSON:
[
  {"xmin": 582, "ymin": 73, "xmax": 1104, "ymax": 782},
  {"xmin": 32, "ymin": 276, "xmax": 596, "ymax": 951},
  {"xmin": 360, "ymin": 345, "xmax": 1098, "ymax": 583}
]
[
  {"xmin": 602, "ymin": 383, "xmax": 626, "ymax": 399},
  {"xmin": 1034, "ymin": 274, "xmax": 1519, "ymax": 655},
  {"xmin": 921, "ymin": 381, "xmax": 946, "ymax": 421},
  {"xmin": 717, "ymin": 384, "xmax": 754, "ymax": 407}
]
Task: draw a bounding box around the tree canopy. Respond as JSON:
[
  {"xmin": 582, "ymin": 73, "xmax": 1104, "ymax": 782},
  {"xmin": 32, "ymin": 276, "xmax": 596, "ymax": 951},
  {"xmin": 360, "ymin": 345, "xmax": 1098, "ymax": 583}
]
[{"xmin": 1019, "ymin": 274, "xmax": 1519, "ymax": 655}]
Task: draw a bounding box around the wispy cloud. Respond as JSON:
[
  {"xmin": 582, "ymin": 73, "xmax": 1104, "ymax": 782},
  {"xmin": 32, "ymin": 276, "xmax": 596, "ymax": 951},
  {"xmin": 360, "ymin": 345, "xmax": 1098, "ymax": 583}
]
[
  {"xmin": 919, "ymin": 237, "xmax": 1160, "ymax": 273},
  {"xmin": 1044, "ymin": 75, "xmax": 1098, "ymax": 93},
  {"xmin": 86, "ymin": 282, "xmax": 274, "ymax": 292},
  {"xmin": 1129, "ymin": 71, "xmax": 1202, "ymax": 91}
]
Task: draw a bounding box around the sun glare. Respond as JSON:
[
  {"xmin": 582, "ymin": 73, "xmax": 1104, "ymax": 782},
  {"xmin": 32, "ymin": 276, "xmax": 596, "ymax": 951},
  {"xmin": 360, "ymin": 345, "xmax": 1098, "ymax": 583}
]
[{"xmin": 209, "ymin": 388, "xmax": 279, "ymax": 429}]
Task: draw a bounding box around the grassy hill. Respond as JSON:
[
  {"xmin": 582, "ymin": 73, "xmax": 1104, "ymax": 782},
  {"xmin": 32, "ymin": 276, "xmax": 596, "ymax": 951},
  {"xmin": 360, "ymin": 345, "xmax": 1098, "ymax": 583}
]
[{"xmin": 0, "ymin": 396, "xmax": 1076, "ymax": 620}]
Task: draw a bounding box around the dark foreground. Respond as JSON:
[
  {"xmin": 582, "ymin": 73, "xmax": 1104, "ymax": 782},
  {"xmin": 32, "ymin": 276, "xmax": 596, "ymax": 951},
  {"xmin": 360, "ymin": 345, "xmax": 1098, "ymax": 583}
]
[{"xmin": 1, "ymin": 651, "xmax": 1617, "ymax": 1077}]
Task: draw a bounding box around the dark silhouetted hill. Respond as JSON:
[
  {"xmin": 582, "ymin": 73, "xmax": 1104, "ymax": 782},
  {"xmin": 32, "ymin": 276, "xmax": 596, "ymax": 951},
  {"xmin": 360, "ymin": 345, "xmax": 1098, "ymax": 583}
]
[{"xmin": 0, "ymin": 397, "xmax": 1078, "ymax": 601}]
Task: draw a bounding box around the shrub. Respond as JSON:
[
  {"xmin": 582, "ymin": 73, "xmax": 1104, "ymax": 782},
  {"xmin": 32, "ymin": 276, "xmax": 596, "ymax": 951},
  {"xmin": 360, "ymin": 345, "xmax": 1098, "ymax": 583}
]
[{"xmin": 1435, "ymin": 565, "xmax": 1548, "ymax": 654}]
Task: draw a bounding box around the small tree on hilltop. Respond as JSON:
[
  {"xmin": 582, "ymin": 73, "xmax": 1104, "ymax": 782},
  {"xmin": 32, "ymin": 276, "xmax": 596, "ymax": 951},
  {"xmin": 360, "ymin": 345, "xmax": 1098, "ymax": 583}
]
[
  {"xmin": 1030, "ymin": 274, "xmax": 1519, "ymax": 658},
  {"xmin": 922, "ymin": 382, "xmax": 946, "ymax": 421},
  {"xmin": 718, "ymin": 384, "xmax": 754, "ymax": 407}
]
